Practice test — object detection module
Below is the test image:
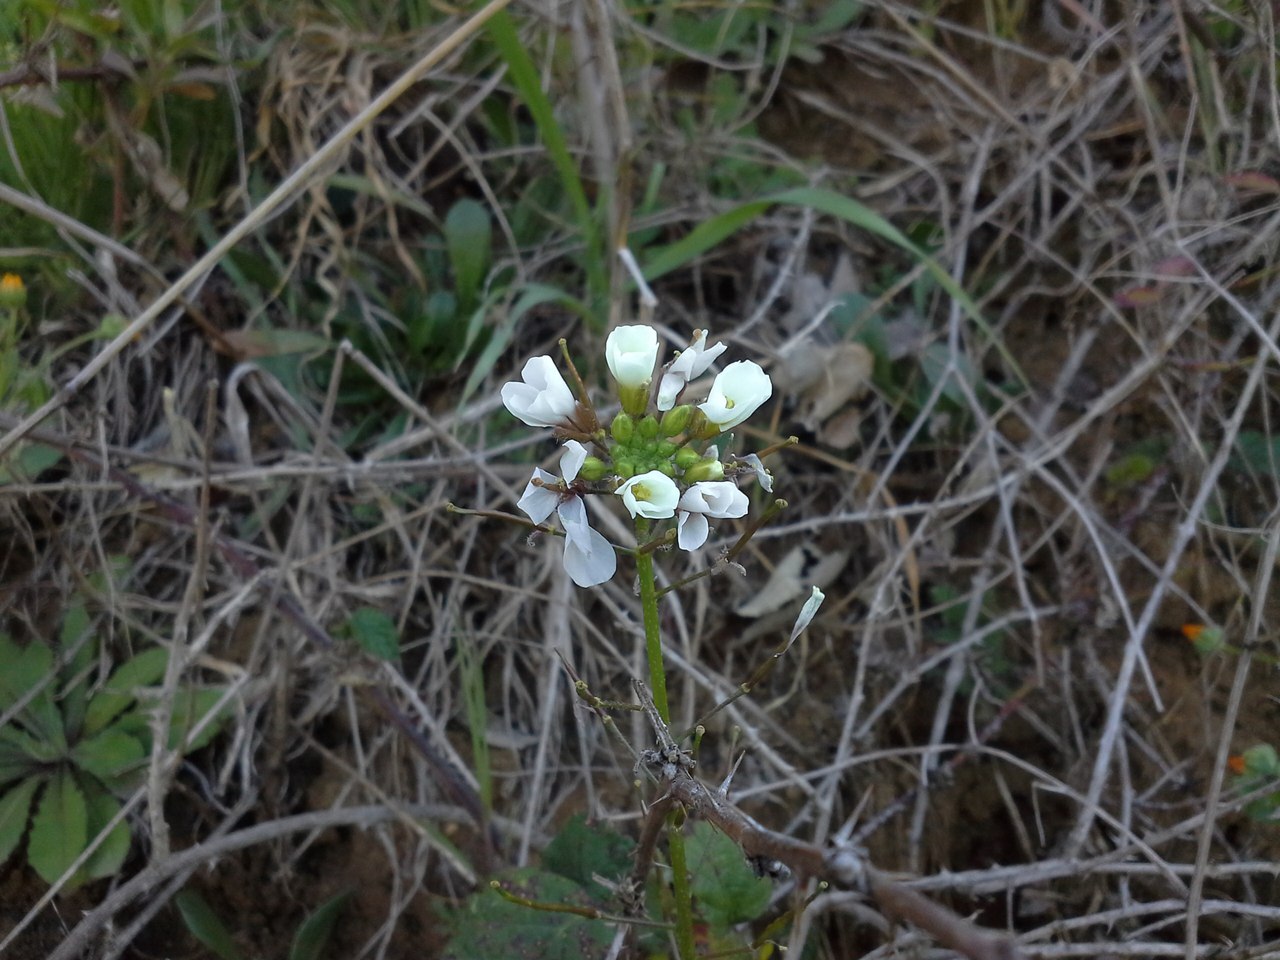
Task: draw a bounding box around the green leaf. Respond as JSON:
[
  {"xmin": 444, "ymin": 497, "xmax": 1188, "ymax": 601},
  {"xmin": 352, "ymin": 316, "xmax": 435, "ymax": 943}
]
[
  {"xmin": 0, "ymin": 776, "xmax": 43, "ymax": 864},
  {"xmin": 1230, "ymin": 430, "xmax": 1280, "ymax": 477},
  {"xmin": 445, "ymin": 198, "xmax": 492, "ymax": 311},
  {"xmin": 175, "ymin": 889, "xmax": 245, "ymax": 960},
  {"xmin": 0, "ymin": 442, "xmax": 63, "ymax": 484},
  {"xmin": 71, "ymin": 728, "xmax": 147, "ymax": 782},
  {"xmin": 79, "ymin": 776, "xmax": 131, "ymax": 880},
  {"xmin": 28, "ymin": 767, "xmax": 88, "ymax": 886},
  {"xmin": 83, "ymin": 647, "xmax": 169, "ymax": 737},
  {"xmin": 0, "ymin": 737, "xmax": 41, "ymax": 786},
  {"xmin": 289, "ymin": 890, "xmax": 351, "ymax": 960},
  {"xmin": 543, "ymin": 815, "xmax": 635, "ymax": 901},
  {"xmin": 58, "ymin": 600, "xmax": 96, "ymax": 741},
  {"xmin": 0, "ymin": 637, "xmax": 65, "ymax": 751},
  {"xmin": 686, "ymin": 821, "xmax": 772, "ymax": 928},
  {"xmin": 347, "ymin": 607, "xmax": 400, "ymax": 661},
  {"xmin": 444, "ymin": 868, "xmax": 613, "ymax": 960},
  {"xmin": 166, "ymin": 688, "xmax": 229, "ymax": 752}
]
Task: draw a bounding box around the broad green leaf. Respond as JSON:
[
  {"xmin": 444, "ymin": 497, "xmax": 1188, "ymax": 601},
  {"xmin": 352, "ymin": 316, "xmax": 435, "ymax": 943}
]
[
  {"xmin": 58, "ymin": 600, "xmax": 95, "ymax": 740},
  {"xmin": 543, "ymin": 814, "xmax": 635, "ymax": 901},
  {"xmin": 79, "ymin": 776, "xmax": 131, "ymax": 880},
  {"xmin": 175, "ymin": 889, "xmax": 245, "ymax": 960},
  {"xmin": 28, "ymin": 768, "xmax": 88, "ymax": 886},
  {"xmin": 445, "ymin": 198, "xmax": 492, "ymax": 311},
  {"xmin": 0, "ymin": 638, "xmax": 65, "ymax": 751},
  {"xmin": 0, "ymin": 739, "xmax": 40, "ymax": 785},
  {"xmin": 347, "ymin": 607, "xmax": 399, "ymax": 661},
  {"xmin": 289, "ymin": 890, "xmax": 351, "ymax": 960},
  {"xmin": 0, "ymin": 442, "xmax": 62, "ymax": 484},
  {"xmin": 71, "ymin": 728, "xmax": 147, "ymax": 781},
  {"xmin": 0, "ymin": 776, "xmax": 42, "ymax": 864},
  {"xmin": 1230, "ymin": 430, "xmax": 1280, "ymax": 477},
  {"xmin": 444, "ymin": 868, "xmax": 612, "ymax": 960},
  {"xmin": 83, "ymin": 647, "xmax": 168, "ymax": 736},
  {"xmin": 0, "ymin": 723, "xmax": 62, "ymax": 766},
  {"xmin": 686, "ymin": 821, "xmax": 772, "ymax": 928},
  {"xmin": 166, "ymin": 688, "xmax": 229, "ymax": 752}
]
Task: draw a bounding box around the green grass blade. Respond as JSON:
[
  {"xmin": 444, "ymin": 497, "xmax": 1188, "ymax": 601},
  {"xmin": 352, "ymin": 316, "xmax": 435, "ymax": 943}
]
[{"xmin": 484, "ymin": 10, "xmax": 605, "ymax": 309}]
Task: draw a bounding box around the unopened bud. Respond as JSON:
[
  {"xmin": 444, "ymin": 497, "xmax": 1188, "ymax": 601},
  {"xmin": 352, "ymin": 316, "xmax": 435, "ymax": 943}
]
[
  {"xmin": 614, "ymin": 457, "xmax": 636, "ymax": 480},
  {"xmin": 674, "ymin": 446, "xmax": 701, "ymax": 471},
  {"xmin": 660, "ymin": 404, "xmax": 693, "ymax": 436},
  {"xmin": 0, "ymin": 274, "xmax": 26, "ymax": 310},
  {"xmin": 611, "ymin": 413, "xmax": 635, "ymax": 443},
  {"xmin": 683, "ymin": 458, "xmax": 724, "ymax": 483},
  {"xmin": 579, "ymin": 456, "xmax": 608, "ymax": 481},
  {"xmin": 638, "ymin": 415, "xmax": 660, "ymax": 440}
]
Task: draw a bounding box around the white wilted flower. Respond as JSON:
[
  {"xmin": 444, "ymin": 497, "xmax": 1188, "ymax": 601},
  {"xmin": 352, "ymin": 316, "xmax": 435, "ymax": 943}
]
[
  {"xmin": 501, "ymin": 356, "xmax": 577, "ymax": 428},
  {"xmin": 605, "ymin": 325, "xmax": 660, "ymax": 389},
  {"xmin": 616, "ymin": 470, "xmax": 680, "ymax": 520},
  {"xmin": 657, "ymin": 330, "xmax": 728, "ymax": 411},
  {"xmin": 676, "ymin": 481, "xmax": 749, "ymax": 550},
  {"xmin": 698, "ymin": 360, "xmax": 772, "ymax": 431},
  {"xmin": 516, "ymin": 440, "xmax": 615, "ymax": 587}
]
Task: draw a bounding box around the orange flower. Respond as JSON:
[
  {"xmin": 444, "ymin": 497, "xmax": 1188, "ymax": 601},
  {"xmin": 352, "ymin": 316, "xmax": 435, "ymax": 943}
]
[
  {"xmin": 1228, "ymin": 755, "xmax": 1247, "ymax": 775},
  {"xmin": 0, "ymin": 273, "xmax": 25, "ymax": 308},
  {"xmin": 1181, "ymin": 624, "xmax": 1204, "ymax": 642}
]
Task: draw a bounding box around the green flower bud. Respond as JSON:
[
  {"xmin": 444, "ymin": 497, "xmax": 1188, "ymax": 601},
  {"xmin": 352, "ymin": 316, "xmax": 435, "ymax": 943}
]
[
  {"xmin": 614, "ymin": 457, "xmax": 636, "ymax": 480},
  {"xmin": 655, "ymin": 440, "xmax": 677, "ymax": 459},
  {"xmin": 611, "ymin": 413, "xmax": 635, "ymax": 443},
  {"xmin": 660, "ymin": 404, "xmax": 693, "ymax": 436},
  {"xmin": 683, "ymin": 457, "xmax": 725, "ymax": 483},
  {"xmin": 656, "ymin": 460, "xmax": 675, "ymax": 477},
  {"xmin": 638, "ymin": 415, "xmax": 660, "ymax": 440},
  {"xmin": 579, "ymin": 456, "xmax": 608, "ymax": 481},
  {"xmin": 673, "ymin": 445, "xmax": 701, "ymax": 471}
]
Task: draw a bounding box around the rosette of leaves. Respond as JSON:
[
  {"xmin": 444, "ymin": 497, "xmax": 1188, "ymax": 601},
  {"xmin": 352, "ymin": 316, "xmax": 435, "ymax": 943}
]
[{"xmin": 0, "ymin": 615, "xmax": 227, "ymax": 887}]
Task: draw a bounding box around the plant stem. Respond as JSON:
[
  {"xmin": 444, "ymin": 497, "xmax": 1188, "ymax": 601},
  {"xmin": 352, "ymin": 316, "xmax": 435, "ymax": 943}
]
[{"xmin": 634, "ymin": 521, "xmax": 695, "ymax": 960}]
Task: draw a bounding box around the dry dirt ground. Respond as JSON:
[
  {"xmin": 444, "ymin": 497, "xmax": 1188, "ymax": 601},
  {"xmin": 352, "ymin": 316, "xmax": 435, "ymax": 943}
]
[{"xmin": 2, "ymin": 1, "xmax": 1279, "ymax": 958}]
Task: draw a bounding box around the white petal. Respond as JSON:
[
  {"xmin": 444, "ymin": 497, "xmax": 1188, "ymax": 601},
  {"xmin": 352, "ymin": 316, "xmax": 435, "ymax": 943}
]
[
  {"xmin": 516, "ymin": 468, "xmax": 559, "ymax": 524},
  {"xmin": 655, "ymin": 331, "xmax": 727, "ymax": 411},
  {"xmin": 605, "ymin": 325, "xmax": 659, "ymax": 388},
  {"xmin": 562, "ymin": 523, "xmax": 617, "ymax": 587},
  {"xmin": 738, "ymin": 453, "xmax": 773, "ymax": 493},
  {"xmin": 560, "ymin": 440, "xmax": 588, "ymax": 482},
  {"xmin": 788, "ymin": 586, "xmax": 826, "ymax": 643},
  {"xmin": 682, "ymin": 480, "xmax": 748, "ymax": 518},
  {"xmin": 556, "ymin": 496, "xmax": 592, "ymax": 542},
  {"xmin": 616, "ymin": 471, "xmax": 680, "ymax": 519},
  {"xmin": 698, "ymin": 360, "xmax": 772, "ymax": 431},
  {"xmin": 677, "ymin": 511, "xmax": 710, "ymax": 551},
  {"xmin": 501, "ymin": 356, "xmax": 577, "ymax": 427}
]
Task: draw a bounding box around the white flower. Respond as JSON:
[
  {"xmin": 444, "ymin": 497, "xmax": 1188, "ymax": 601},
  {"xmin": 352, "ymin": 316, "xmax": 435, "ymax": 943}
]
[
  {"xmin": 501, "ymin": 356, "xmax": 577, "ymax": 428},
  {"xmin": 788, "ymin": 586, "xmax": 825, "ymax": 643},
  {"xmin": 605, "ymin": 325, "xmax": 659, "ymax": 389},
  {"xmin": 616, "ymin": 470, "xmax": 680, "ymax": 519},
  {"xmin": 676, "ymin": 481, "xmax": 748, "ymax": 550},
  {"xmin": 698, "ymin": 360, "xmax": 772, "ymax": 431},
  {"xmin": 733, "ymin": 452, "xmax": 773, "ymax": 493},
  {"xmin": 657, "ymin": 330, "xmax": 727, "ymax": 410},
  {"xmin": 516, "ymin": 441, "xmax": 615, "ymax": 587}
]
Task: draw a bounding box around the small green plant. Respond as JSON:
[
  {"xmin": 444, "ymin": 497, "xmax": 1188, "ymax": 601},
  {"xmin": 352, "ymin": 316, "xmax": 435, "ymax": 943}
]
[
  {"xmin": 175, "ymin": 886, "xmax": 351, "ymax": 960},
  {"xmin": 1228, "ymin": 744, "xmax": 1280, "ymax": 823},
  {"xmin": 0, "ymin": 575, "xmax": 228, "ymax": 887}
]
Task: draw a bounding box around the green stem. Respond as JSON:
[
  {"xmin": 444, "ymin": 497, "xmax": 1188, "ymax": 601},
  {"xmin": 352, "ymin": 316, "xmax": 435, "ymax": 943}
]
[
  {"xmin": 635, "ymin": 531, "xmax": 669, "ymax": 723},
  {"xmin": 634, "ymin": 520, "xmax": 695, "ymax": 960}
]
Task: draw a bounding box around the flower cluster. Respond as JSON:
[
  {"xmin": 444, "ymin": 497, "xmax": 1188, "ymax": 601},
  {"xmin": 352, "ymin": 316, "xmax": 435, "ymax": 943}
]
[{"xmin": 502, "ymin": 326, "xmax": 773, "ymax": 587}]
